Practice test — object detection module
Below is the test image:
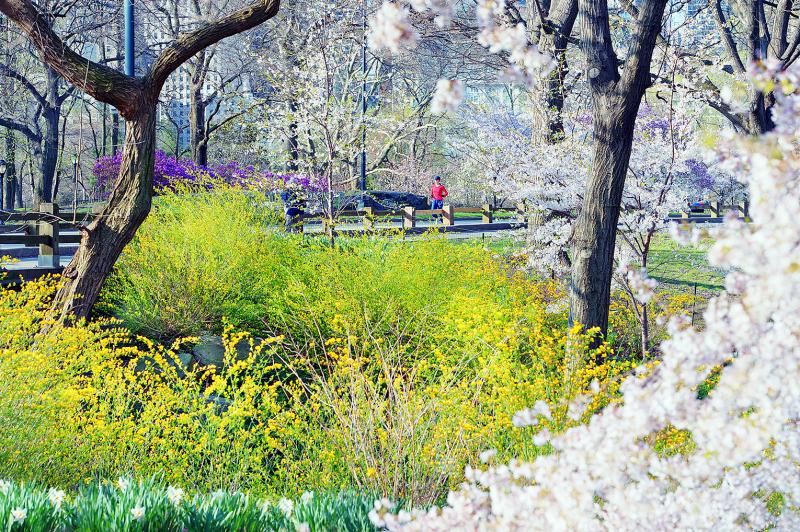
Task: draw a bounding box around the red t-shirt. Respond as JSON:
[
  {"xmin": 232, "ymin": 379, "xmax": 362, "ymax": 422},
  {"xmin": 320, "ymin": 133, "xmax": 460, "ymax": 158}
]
[{"xmin": 431, "ymin": 183, "xmax": 449, "ymax": 200}]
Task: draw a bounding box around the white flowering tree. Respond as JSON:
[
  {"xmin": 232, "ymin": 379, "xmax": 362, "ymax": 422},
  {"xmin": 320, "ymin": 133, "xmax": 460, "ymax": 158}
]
[
  {"xmin": 369, "ymin": 0, "xmax": 672, "ymax": 339},
  {"xmin": 259, "ymin": 1, "xmax": 454, "ymax": 188}
]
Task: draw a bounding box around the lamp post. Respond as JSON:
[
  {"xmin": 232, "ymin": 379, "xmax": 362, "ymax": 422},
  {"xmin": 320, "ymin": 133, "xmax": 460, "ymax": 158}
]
[
  {"xmin": 360, "ymin": 0, "xmax": 367, "ymax": 193},
  {"xmin": 124, "ymin": 0, "xmax": 135, "ymax": 77},
  {"xmin": 0, "ymin": 159, "xmax": 6, "ymax": 213}
]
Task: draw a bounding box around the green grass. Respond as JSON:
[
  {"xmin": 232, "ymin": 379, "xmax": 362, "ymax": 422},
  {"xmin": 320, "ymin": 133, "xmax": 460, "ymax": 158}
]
[
  {"xmin": 647, "ymin": 235, "xmax": 727, "ymax": 291},
  {"xmin": 464, "ymin": 231, "xmax": 727, "ymax": 293}
]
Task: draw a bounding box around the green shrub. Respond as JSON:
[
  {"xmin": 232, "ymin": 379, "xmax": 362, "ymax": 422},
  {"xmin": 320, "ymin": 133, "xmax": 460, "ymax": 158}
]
[
  {"xmin": 1, "ymin": 189, "xmax": 636, "ymax": 504},
  {"xmin": 102, "ymin": 185, "xmax": 285, "ymax": 339}
]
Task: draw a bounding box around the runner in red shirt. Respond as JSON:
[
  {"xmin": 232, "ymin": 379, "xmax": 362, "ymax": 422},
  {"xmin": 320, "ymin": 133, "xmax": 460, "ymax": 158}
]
[{"xmin": 430, "ymin": 176, "xmax": 448, "ymax": 223}]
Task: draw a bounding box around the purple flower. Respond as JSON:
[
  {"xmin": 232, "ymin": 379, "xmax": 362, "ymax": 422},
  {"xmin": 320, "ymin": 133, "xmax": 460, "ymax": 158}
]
[
  {"xmin": 684, "ymin": 158, "xmax": 715, "ymax": 189},
  {"xmin": 91, "ymin": 151, "xmax": 327, "ymax": 196}
]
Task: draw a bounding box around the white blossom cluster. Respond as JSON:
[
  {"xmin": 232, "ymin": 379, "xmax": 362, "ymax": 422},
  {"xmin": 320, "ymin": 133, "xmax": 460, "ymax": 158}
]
[
  {"xmin": 367, "ymin": 2, "xmax": 418, "ymax": 54},
  {"xmin": 430, "ymin": 79, "xmax": 464, "ymax": 114},
  {"xmin": 371, "ymin": 69, "xmax": 800, "ymax": 531},
  {"xmin": 617, "ymin": 263, "xmax": 659, "ymax": 304}
]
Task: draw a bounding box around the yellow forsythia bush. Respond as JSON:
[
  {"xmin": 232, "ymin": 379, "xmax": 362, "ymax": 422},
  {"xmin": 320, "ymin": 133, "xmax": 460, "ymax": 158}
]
[{"xmin": 0, "ymin": 273, "xmax": 632, "ymax": 503}]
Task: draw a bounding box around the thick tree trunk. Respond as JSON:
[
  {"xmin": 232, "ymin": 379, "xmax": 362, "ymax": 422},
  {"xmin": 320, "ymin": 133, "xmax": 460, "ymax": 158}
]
[
  {"xmin": 531, "ymin": 0, "xmax": 578, "ymax": 143},
  {"xmin": 528, "ymin": 0, "xmax": 578, "ymax": 232},
  {"xmin": 569, "ymin": 95, "xmax": 640, "ymax": 335},
  {"xmin": 53, "ymin": 105, "xmax": 156, "ymax": 319},
  {"xmin": 532, "ymin": 58, "xmax": 568, "ymax": 143},
  {"xmin": 743, "ymin": 88, "xmax": 774, "ymax": 134},
  {"xmin": 4, "ymin": 128, "xmax": 15, "ymax": 210},
  {"xmin": 569, "ymin": 0, "xmax": 666, "ymax": 339}
]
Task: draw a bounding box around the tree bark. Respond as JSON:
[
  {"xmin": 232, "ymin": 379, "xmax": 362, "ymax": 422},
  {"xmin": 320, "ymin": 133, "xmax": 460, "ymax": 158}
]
[
  {"xmin": 569, "ymin": 0, "xmax": 667, "ymax": 337},
  {"xmin": 37, "ymin": 104, "xmax": 60, "ymax": 204},
  {"xmin": 570, "ymin": 98, "xmax": 639, "ymax": 335},
  {"xmin": 286, "ymin": 99, "xmax": 300, "ymax": 172},
  {"xmin": 54, "ymin": 105, "xmax": 156, "ymax": 318},
  {"xmin": 112, "ymin": 110, "xmax": 120, "ymax": 156},
  {"xmin": 190, "ymin": 77, "xmax": 209, "ymax": 166},
  {"xmin": 531, "ymin": 0, "xmax": 578, "ymax": 143}
]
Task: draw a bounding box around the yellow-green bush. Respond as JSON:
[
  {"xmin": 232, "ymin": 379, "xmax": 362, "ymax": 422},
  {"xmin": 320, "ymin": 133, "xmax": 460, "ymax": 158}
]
[
  {"xmin": 608, "ymin": 289, "xmax": 704, "ymax": 358},
  {"xmin": 101, "ymin": 184, "xmax": 284, "ymax": 339},
  {"xmin": 1, "ymin": 188, "xmax": 640, "ymax": 503},
  {"xmin": 0, "ymin": 276, "xmax": 630, "ymax": 504}
]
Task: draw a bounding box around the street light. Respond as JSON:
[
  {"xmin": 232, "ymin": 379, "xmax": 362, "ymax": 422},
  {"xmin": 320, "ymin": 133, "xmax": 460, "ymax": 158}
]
[
  {"xmin": 124, "ymin": 0, "xmax": 135, "ymax": 77},
  {"xmin": 0, "ymin": 159, "xmax": 6, "ymax": 212},
  {"xmin": 360, "ymin": 0, "xmax": 367, "ymax": 193}
]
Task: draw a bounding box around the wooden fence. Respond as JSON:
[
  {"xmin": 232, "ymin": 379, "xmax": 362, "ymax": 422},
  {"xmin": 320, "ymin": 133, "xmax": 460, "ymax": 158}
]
[
  {"xmin": 0, "ymin": 202, "xmax": 526, "ymax": 280},
  {"xmin": 674, "ymin": 200, "xmax": 750, "ymax": 220},
  {"xmin": 303, "ymin": 203, "xmax": 525, "ymax": 231},
  {"xmin": 0, "ymin": 203, "xmax": 99, "ymax": 280}
]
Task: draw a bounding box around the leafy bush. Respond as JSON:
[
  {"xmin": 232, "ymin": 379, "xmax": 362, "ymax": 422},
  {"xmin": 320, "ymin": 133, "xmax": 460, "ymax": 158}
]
[
  {"xmin": 2, "ymin": 285, "xmax": 628, "ymax": 507},
  {"xmin": 3, "ymin": 190, "xmax": 638, "ymax": 504},
  {"xmin": 102, "ymin": 185, "xmax": 285, "ymax": 338}
]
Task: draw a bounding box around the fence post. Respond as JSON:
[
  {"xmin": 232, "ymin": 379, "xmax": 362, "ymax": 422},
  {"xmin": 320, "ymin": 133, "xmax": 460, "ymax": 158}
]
[
  {"xmin": 482, "ymin": 203, "xmax": 493, "ymax": 224},
  {"xmin": 443, "ymin": 205, "xmax": 455, "ymax": 226},
  {"xmin": 710, "ymin": 201, "xmax": 720, "ymax": 218},
  {"xmin": 516, "ymin": 202, "xmax": 527, "ymax": 224},
  {"xmin": 38, "ymin": 203, "xmax": 60, "ymax": 268},
  {"xmin": 363, "ymin": 206, "xmax": 374, "ymax": 230},
  {"xmin": 402, "ymin": 206, "xmax": 416, "ymax": 229},
  {"xmin": 739, "ymin": 199, "xmax": 750, "ymax": 219}
]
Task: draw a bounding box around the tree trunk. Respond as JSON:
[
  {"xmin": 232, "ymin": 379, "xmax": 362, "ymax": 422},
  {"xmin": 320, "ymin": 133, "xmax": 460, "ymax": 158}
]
[
  {"xmin": 531, "ymin": 0, "xmax": 578, "ymax": 143},
  {"xmin": 3, "ymin": 128, "xmax": 15, "ymax": 210},
  {"xmin": 569, "ymin": 0, "xmax": 667, "ymax": 339},
  {"xmin": 532, "ymin": 58, "xmax": 568, "ymax": 143},
  {"xmin": 36, "ymin": 106, "xmax": 60, "ymax": 205},
  {"xmin": 744, "ymin": 87, "xmax": 773, "ymax": 134},
  {"xmin": 569, "ymin": 95, "xmax": 640, "ymax": 335},
  {"xmin": 286, "ymin": 100, "xmax": 300, "ymax": 172},
  {"xmin": 112, "ymin": 110, "xmax": 120, "ymax": 155},
  {"xmin": 101, "ymin": 103, "xmax": 108, "ymax": 156},
  {"xmin": 53, "ymin": 105, "xmax": 156, "ymax": 319},
  {"xmin": 189, "ymin": 78, "xmax": 208, "ymax": 166}
]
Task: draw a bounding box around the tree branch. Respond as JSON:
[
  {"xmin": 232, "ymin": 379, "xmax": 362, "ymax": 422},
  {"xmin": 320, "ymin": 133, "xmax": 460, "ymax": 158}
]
[
  {"xmin": 0, "ymin": 0, "xmax": 142, "ymax": 116},
  {"xmin": 620, "ymin": 0, "xmax": 669, "ymax": 94},
  {"xmin": 713, "ymin": 0, "xmax": 746, "ymax": 72},
  {"xmin": 149, "ymin": 0, "xmax": 280, "ymax": 90},
  {"xmin": 0, "ymin": 116, "xmax": 39, "ymax": 142},
  {"xmin": 579, "ymin": 0, "xmax": 620, "ymax": 92},
  {"xmin": 0, "ymin": 63, "xmax": 47, "ymax": 107}
]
